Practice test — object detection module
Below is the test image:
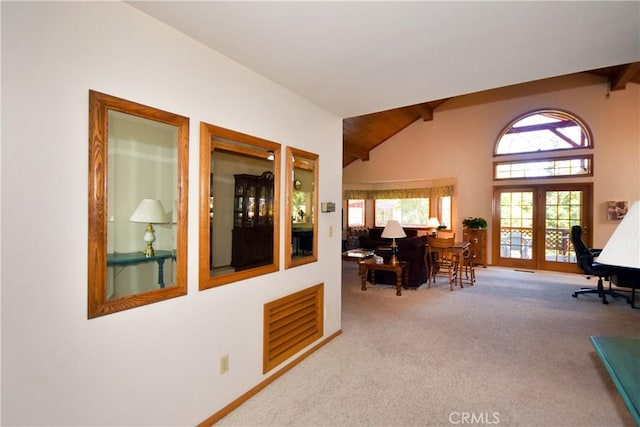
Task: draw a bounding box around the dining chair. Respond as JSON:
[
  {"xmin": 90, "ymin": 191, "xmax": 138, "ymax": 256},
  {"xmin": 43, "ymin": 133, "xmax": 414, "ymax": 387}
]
[
  {"xmin": 426, "ymin": 236, "xmax": 459, "ymax": 290},
  {"xmin": 436, "ymin": 230, "xmax": 456, "ymax": 239},
  {"xmin": 461, "ymin": 247, "xmax": 476, "ymax": 286}
]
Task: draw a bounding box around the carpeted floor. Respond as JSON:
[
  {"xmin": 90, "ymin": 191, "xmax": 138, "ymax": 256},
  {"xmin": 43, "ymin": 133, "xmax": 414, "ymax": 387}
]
[{"xmin": 217, "ymin": 262, "xmax": 640, "ymax": 426}]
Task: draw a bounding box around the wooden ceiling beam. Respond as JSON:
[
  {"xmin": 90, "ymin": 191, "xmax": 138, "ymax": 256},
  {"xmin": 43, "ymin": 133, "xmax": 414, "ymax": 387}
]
[
  {"xmin": 342, "ymin": 67, "xmax": 638, "ymax": 169},
  {"xmin": 412, "ymin": 103, "xmax": 434, "ymax": 121},
  {"xmin": 610, "ymin": 63, "xmax": 640, "ymax": 91},
  {"xmin": 343, "ymin": 141, "xmax": 370, "ymax": 161}
]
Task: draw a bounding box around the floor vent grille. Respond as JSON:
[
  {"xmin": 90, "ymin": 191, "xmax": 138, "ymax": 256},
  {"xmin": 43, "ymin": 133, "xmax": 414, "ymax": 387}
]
[{"xmin": 263, "ymin": 283, "xmax": 324, "ymax": 373}]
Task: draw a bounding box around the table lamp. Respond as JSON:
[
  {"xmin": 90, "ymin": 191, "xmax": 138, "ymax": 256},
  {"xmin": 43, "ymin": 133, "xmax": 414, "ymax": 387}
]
[
  {"xmin": 597, "ymin": 200, "xmax": 640, "ymax": 269},
  {"xmin": 381, "ymin": 220, "xmax": 406, "ymax": 265},
  {"xmin": 427, "ymin": 217, "xmax": 440, "ymax": 236},
  {"xmin": 130, "ymin": 198, "xmax": 168, "ymax": 257}
]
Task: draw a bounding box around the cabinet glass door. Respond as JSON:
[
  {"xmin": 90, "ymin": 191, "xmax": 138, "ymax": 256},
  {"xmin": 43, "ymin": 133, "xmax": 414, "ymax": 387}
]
[
  {"xmin": 258, "ymin": 186, "xmax": 267, "ymax": 225},
  {"xmin": 234, "ymin": 196, "xmax": 243, "ymax": 227},
  {"xmin": 247, "ymin": 184, "xmax": 256, "ymax": 226}
]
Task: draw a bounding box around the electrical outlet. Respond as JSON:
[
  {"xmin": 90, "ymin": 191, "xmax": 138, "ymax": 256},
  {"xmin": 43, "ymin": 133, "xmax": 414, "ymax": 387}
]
[
  {"xmin": 220, "ymin": 354, "xmax": 229, "ymax": 375},
  {"xmin": 329, "ymin": 226, "xmax": 333, "ymax": 237}
]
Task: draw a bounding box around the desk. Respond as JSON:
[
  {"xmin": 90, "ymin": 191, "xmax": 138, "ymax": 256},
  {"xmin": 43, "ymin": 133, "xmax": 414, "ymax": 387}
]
[
  {"xmin": 590, "ymin": 336, "xmax": 640, "ymax": 424},
  {"xmin": 107, "ymin": 250, "xmax": 174, "ymax": 288},
  {"xmin": 608, "ymin": 266, "xmax": 639, "ymax": 309},
  {"xmin": 359, "ymin": 259, "xmax": 408, "ymax": 296}
]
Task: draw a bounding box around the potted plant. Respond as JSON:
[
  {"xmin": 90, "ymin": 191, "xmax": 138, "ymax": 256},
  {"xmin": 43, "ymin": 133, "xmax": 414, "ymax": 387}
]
[{"xmin": 462, "ymin": 217, "xmax": 487, "ymax": 229}]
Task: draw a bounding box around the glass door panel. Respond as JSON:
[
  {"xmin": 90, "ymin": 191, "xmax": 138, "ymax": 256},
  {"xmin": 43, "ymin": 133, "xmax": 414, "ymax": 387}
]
[
  {"xmin": 493, "ymin": 184, "xmax": 592, "ymax": 272},
  {"xmin": 539, "ymin": 187, "xmax": 589, "ymax": 272},
  {"xmin": 496, "ymin": 190, "xmax": 535, "ymax": 269}
]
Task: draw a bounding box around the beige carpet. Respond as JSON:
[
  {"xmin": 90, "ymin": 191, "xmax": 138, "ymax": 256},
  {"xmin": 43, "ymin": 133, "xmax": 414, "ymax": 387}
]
[{"xmin": 217, "ymin": 262, "xmax": 640, "ymax": 426}]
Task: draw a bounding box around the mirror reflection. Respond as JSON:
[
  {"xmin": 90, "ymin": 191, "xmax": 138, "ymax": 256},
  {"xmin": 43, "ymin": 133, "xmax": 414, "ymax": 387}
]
[
  {"xmin": 88, "ymin": 90, "xmax": 188, "ymax": 318},
  {"xmin": 285, "ymin": 147, "xmax": 318, "ymax": 269},
  {"xmin": 200, "ymin": 123, "xmax": 280, "ymax": 289},
  {"xmin": 107, "ymin": 111, "xmax": 178, "ymax": 298}
]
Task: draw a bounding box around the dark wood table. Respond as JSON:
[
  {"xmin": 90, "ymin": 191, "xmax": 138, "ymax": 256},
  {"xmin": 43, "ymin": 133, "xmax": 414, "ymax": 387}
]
[
  {"xmin": 342, "ymin": 248, "xmax": 375, "ymax": 261},
  {"xmin": 359, "ymin": 259, "xmax": 408, "ymax": 296}
]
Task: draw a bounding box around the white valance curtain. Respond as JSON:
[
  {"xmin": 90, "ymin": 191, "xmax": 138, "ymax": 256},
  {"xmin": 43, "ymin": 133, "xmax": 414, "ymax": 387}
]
[{"xmin": 343, "ymin": 185, "xmax": 453, "ymax": 200}]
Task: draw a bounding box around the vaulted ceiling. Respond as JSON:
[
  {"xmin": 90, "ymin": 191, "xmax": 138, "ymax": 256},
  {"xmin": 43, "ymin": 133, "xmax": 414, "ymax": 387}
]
[
  {"xmin": 129, "ymin": 1, "xmax": 640, "ymax": 169},
  {"xmin": 342, "ymin": 62, "xmax": 640, "ymax": 167}
]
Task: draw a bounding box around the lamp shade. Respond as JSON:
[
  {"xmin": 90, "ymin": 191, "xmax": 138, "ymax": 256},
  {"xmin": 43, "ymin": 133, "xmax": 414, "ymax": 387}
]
[
  {"xmin": 597, "ymin": 200, "xmax": 640, "ymax": 269},
  {"xmin": 427, "ymin": 217, "xmax": 440, "ymax": 228},
  {"xmin": 129, "ymin": 199, "xmax": 168, "ymax": 224},
  {"xmin": 171, "ymin": 200, "xmax": 178, "ymax": 224},
  {"xmin": 381, "ymin": 220, "xmax": 406, "ymax": 239}
]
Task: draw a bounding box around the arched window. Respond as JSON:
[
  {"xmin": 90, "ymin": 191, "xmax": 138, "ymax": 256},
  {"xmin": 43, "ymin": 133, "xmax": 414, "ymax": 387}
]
[{"xmin": 494, "ymin": 109, "xmax": 593, "ymax": 180}]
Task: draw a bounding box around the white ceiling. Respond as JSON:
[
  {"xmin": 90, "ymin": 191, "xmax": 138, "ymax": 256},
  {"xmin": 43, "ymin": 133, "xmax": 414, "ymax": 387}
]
[{"xmin": 129, "ymin": 1, "xmax": 640, "ymax": 118}]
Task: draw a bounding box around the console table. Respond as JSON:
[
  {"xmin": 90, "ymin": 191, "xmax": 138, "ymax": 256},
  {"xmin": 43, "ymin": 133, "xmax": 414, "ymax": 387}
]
[
  {"xmin": 359, "ymin": 259, "xmax": 408, "ymax": 296},
  {"xmin": 590, "ymin": 336, "xmax": 640, "ymax": 424},
  {"xmin": 107, "ymin": 250, "xmax": 174, "ymax": 288}
]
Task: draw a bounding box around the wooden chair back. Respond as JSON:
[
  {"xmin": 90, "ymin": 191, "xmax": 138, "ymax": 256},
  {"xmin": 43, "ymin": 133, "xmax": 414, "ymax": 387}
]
[
  {"xmin": 426, "ymin": 236, "xmax": 459, "ymax": 289},
  {"xmin": 427, "ymin": 236, "xmax": 455, "ymax": 252},
  {"xmin": 436, "ymin": 230, "xmax": 456, "ymax": 239}
]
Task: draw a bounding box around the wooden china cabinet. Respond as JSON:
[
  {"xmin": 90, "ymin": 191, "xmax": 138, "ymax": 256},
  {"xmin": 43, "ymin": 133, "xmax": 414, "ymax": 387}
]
[
  {"xmin": 462, "ymin": 228, "xmax": 488, "ymax": 267},
  {"xmin": 231, "ymin": 171, "xmax": 274, "ymax": 271}
]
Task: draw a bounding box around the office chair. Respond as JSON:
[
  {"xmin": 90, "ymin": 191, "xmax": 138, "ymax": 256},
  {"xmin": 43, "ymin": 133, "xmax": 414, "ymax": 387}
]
[{"xmin": 570, "ymin": 225, "xmax": 629, "ymax": 305}]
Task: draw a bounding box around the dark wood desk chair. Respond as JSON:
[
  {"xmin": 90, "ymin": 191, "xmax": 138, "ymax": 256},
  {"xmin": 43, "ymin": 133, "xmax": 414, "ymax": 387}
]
[{"xmin": 570, "ymin": 225, "xmax": 630, "ymax": 305}]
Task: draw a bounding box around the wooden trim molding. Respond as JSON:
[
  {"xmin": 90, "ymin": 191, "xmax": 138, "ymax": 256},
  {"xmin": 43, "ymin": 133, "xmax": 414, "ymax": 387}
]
[{"xmin": 197, "ymin": 329, "xmax": 342, "ymax": 427}]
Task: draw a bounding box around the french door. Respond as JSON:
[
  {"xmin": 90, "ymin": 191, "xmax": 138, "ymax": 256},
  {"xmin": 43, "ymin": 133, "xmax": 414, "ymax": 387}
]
[{"xmin": 492, "ymin": 183, "xmax": 593, "ymax": 273}]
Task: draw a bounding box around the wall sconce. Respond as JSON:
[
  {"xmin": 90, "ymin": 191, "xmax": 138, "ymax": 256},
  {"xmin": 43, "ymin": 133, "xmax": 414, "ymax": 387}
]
[{"xmin": 267, "ymin": 150, "xmax": 275, "ymax": 161}]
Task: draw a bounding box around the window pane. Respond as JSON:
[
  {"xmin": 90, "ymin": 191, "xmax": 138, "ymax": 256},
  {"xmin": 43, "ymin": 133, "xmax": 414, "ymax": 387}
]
[
  {"xmin": 347, "ymin": 199, "xmax": 365, "ymax": 226},
  {"xmin": 374, "ymin": 198, "xmax": 429, "ymax": 227},
  {"xmin": 494, "ymin": 155, "xmax": 592, "ymax": 180},
  {"xmin": 496, "ymin": 110, "xmax": 591, "ymax": 155},
  {"xmin": 440, "ymin": 196, "xmax": 451, "ymax": 229}
]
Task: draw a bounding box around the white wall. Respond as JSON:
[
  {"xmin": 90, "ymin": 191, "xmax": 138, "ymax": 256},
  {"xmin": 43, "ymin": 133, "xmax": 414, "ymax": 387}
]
[
  {"xmin": 344, "ymin": 74, "xmax": 640, "ymax": 259},
  {"xmin": 1, "ymin": 2, "xmax": 342, "ymax": 425}
]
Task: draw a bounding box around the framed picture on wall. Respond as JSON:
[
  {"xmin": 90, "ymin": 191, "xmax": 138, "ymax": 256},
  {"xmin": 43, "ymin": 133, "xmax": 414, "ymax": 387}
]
[{"xmin": 606, "ymin": 201, "xmax": 628, "ymax": 221}]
